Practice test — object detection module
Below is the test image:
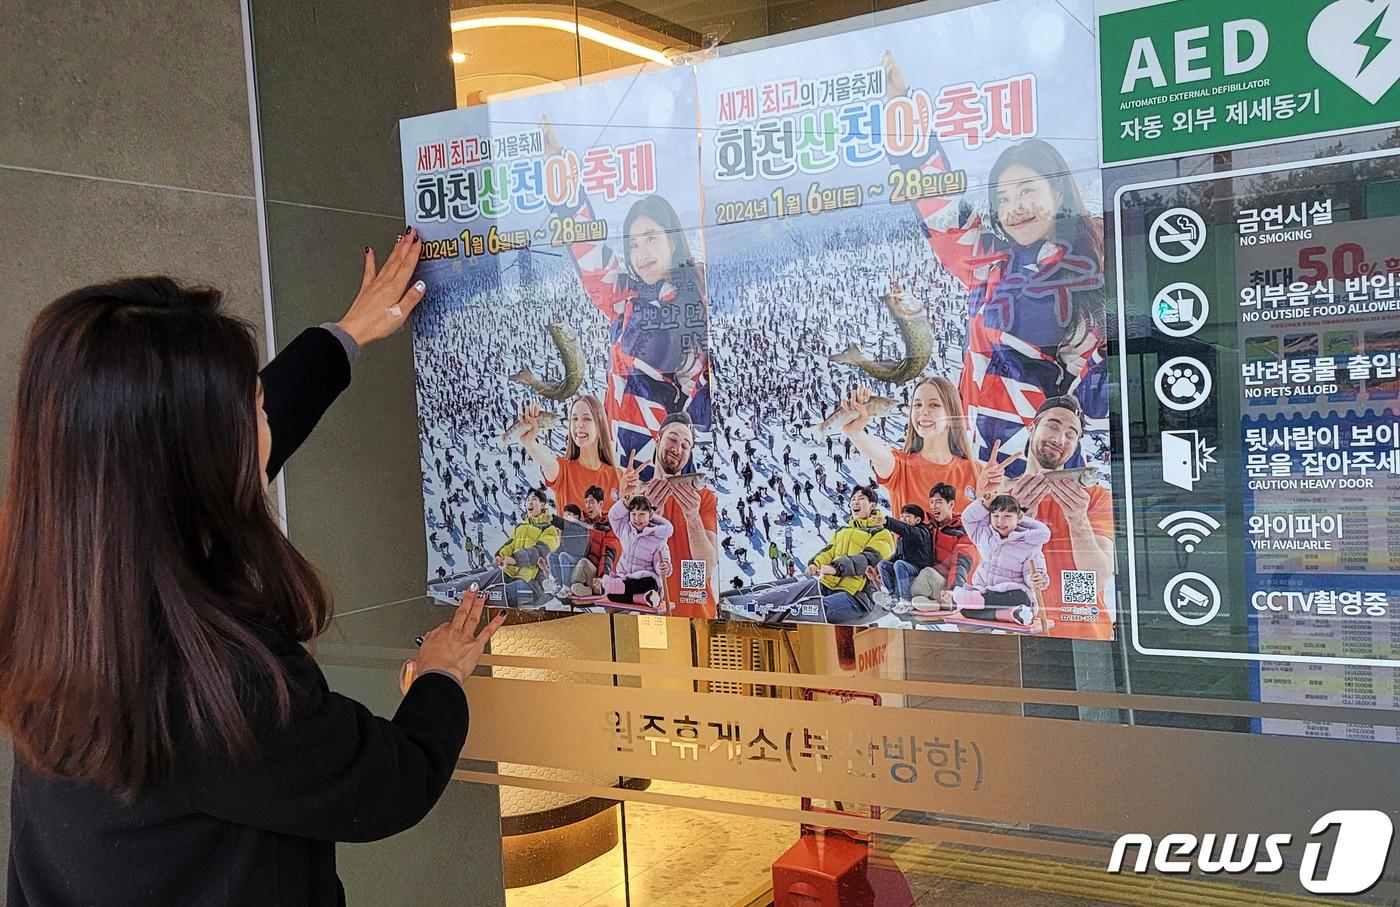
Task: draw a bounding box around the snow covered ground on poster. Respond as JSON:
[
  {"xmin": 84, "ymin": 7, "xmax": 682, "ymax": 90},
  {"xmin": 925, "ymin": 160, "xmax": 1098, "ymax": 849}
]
[
  {"xmin": 411, "ymin": 203, "xmax": 1113, "ymax": 630},
  {"xmin": 709, "ymin": 206, "xmax": 965, "ymax": 614},
  {"xmin": 707, "ymin": 203, "xmax": 1112, "ymax": 630},
  {"xmin": 412, "ymin": 254, "xmax": 612, "ymax": 591}
]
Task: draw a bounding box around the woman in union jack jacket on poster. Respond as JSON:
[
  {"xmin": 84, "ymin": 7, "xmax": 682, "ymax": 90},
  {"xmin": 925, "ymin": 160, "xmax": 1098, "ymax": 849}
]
[
  {"xmin": 542, "ymin": 118, "xmax": 711, "ymax": 472},
  {"xmin": 883, "ymin": 52, "xmax": 1107, "ymax": 477}
]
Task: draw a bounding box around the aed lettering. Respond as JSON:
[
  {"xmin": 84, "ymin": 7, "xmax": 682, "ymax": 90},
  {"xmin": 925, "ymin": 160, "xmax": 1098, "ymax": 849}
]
[{"xmin": 1120, "ymin": 19, "xmax": 1269, "ymax": 94}]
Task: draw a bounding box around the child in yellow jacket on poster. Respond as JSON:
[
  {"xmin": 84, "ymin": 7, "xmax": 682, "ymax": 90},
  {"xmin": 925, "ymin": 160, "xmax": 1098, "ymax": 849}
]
[
  {"xmin": 494, "ymin": 488, "xmax": 562, "ymax": 606},
  {"xmin": 805, "ymin": 485, "xmax": 896, "ymax": 624}
]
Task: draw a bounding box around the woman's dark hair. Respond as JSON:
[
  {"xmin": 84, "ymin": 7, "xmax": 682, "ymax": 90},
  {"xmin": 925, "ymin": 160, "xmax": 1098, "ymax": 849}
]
[
  {"xmin": 989, "ymin": 494, "xmax": 1024, "ymax": 515},
  {"xmin": 623, "ymin": 195, "xmax": 694, "ymax": 278},
  {"xmin": 626, "ymin": 495, "xmax": 654, "ymax": 512},
  {"xmin": 986, "ymin": 138, "xmax": 1105, "ymax": 353},
  {"xmin": 0, "ymin": 277, "xmax": 332, "ymax": 795},
  {"xmin": 526, "ymin": 487, "xmax": 550, "ymax": 506}
]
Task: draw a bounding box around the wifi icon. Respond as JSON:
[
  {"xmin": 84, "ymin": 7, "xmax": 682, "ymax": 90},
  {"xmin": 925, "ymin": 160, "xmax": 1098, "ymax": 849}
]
[{"xmin": 1158, "ymin": 510, "xmax": 1221, "ymax": 553}]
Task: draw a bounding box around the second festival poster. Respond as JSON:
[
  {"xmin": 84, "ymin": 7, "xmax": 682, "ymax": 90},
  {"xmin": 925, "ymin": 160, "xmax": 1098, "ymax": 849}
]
[{"xmin": 705, "ymin": 0, "xmax": 1117, "ymax": 637}]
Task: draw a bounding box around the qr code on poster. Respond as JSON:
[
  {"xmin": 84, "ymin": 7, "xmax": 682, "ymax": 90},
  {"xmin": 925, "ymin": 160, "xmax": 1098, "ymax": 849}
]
[
  {"xmin": 1061, "ymin": 570, "xmax": 1097, "ymax": 605},
  {"xmin": 680, "ymin": 559, "xmax": 707, "ymax": 590}
]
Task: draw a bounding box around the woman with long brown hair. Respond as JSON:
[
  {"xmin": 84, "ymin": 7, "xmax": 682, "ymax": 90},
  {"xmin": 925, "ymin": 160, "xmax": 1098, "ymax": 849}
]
[
  {"xmin": 0, "ymin": 229, "xmax": 504, "ymax": 906},
  {"xmin": 836, "ymin": 376, "xmax": 978, "ymax": 513},
  {"xmin": 517, "ymin": 393, "xmax": 621, "ymax": 513}
]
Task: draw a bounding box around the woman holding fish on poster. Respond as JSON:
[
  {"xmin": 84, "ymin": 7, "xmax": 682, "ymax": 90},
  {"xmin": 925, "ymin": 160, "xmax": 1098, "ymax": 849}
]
[
  {"xmin": 511, "ymin": 395, "xmax": 621, "ymax": 515},
  {"xmin": 832, "ymin": 376, "xmax": 978, "ymax": 513},
  {"xmin": 882, "ymin": 51, "xmax": 1108, "ymax": 475},
  {"xmin": 524, "ymin": 118, "xmax": 719, "ymax": 616}
]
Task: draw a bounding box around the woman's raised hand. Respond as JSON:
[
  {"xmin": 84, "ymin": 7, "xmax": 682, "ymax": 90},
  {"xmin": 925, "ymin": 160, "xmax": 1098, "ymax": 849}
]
[
  {"xmin": 838, "ymin": 386, "xmax": 873, "ymax": 434},
  {"xmin": 338, "ymin": 228, "xmax": 425, "ymax": 347},
  {"xmin": 412, "ymin": 585, "xmax": 508, "ymax": 687},
  {"xmin": 520, "ymin": 403, "xmax": 543, "ymax": 442},
  {"xmin": 881, "ymin": 49, "xmax": 910, "ymax": 99}
]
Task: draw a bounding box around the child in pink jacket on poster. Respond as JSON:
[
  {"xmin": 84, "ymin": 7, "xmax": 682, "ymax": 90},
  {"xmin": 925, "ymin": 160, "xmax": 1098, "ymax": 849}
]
[
  {"xmin": 943, "ymin": 494, "xmax": 1050, "ymax": 627},
  {"xmin": 586, "ymin": 496, "xmax": 673, "ymax": 609}
]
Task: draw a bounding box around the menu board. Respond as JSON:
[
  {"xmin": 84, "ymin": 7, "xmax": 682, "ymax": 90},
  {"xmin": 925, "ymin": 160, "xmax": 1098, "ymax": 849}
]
[{"xmin": 1115, "ymin": 146, "xmax": 1400, "ymax": 684}]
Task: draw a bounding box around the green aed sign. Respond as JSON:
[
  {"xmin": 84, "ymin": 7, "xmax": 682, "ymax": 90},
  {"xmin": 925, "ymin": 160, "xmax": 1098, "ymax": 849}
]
[{"xmin": 1098, "ymin": 0, "xmax": 1400, "ymax": 165}]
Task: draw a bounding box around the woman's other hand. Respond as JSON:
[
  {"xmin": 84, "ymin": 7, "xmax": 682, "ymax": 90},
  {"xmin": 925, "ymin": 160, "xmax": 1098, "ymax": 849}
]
[
  {"xmin": 541, "ymin": 116, "xmax": 562, "ymax": 157},
  {"xmin": 413, "ymin": 586, "xmax": 508, "ymax": 687},
  {"xmin": 882, "ymin": 49, "xmax": 910, "ymax": 99},
  {"xmin": 337, "ymin": 228, "xmax": 426, "ymax": 348},
  {"xmin": 1057, "ymin": 323, "xmax": 1104, "ymax": 375}
]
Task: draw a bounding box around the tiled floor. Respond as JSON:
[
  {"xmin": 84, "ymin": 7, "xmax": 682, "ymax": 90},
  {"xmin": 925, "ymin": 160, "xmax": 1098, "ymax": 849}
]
[
  {"xmin": 505, "ymin": 781, "xmax": 798, "ymax": 907},
  {"xmin": 505, "ymin": 784, "xmax": 1152, "ymax": 906},
  {"xmin": 914, "ymin": 879, "xmax": 1120, "ymax": 906}
]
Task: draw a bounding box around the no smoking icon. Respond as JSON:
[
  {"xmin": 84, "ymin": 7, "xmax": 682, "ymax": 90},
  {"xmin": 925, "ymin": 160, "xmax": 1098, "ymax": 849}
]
[{"xmin": 1149, "ymin": 207, "xmax": 1207, "ymax": 263}]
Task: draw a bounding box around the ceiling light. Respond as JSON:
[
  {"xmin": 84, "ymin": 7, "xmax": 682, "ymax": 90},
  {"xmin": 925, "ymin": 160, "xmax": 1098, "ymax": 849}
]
[{"xmin": 451, "ymin": 15, "xmax": 671, "ymax": 65}]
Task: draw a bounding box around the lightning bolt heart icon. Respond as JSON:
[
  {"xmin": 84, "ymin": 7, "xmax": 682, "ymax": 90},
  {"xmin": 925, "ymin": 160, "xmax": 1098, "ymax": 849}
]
[{"xmin": 1309, "ymin": 0, "xmax": 1400, "ymax": 104}]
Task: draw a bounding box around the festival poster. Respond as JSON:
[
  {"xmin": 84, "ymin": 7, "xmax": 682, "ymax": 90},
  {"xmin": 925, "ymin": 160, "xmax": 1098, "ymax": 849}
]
[
  {"xmin": 700, "ymin": 0, "xmax": 1117, "ymax": 637},
  {"xmin": 400, "ymin": 66, "xmax": 723, "ymax": 619}
]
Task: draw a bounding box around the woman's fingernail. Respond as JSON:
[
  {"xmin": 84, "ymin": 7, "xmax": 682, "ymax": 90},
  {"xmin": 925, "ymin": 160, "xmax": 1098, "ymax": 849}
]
[
  {"xmin": 413, "ymin": 280, "xmax": 425, "ymax": 293},
  {"xmin": 396, "ymin": 233, "xmax": 403, "ymax": 243},
  {"xmin": 364, "ymin": 245, "xmax": 370, "ymax": 254}
]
